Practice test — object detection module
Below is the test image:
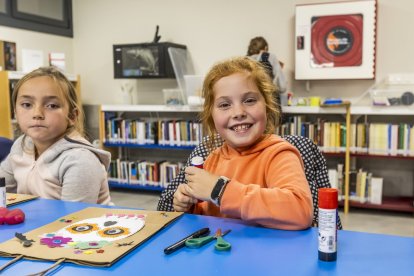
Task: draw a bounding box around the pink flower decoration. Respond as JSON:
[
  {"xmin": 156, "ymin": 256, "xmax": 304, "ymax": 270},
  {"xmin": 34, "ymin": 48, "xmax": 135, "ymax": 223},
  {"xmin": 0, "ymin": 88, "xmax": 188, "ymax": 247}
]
[{"xmin": 40, "ymin": 236, "xmax": 72, "ymax": 248}]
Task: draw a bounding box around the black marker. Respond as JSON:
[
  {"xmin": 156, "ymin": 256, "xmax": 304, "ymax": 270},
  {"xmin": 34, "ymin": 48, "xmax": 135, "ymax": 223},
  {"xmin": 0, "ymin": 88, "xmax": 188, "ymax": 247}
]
[{"xmin": 164, "ymin": 227, "xmax": 210, "ymax": 255}]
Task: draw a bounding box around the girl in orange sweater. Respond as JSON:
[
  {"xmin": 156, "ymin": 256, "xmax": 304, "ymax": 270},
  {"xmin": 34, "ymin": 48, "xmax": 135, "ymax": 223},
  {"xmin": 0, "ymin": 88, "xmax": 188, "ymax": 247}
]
[{"xmin": 173, "ymin": 57, "xmax": 313, "ymax": 230}]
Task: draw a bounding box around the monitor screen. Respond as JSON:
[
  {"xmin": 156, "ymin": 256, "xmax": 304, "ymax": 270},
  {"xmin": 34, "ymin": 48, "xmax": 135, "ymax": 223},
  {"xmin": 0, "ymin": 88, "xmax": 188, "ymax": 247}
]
[
  {"xmin": 121, "ymin": 45, "xmax": 160, "ymax": 77},
  {"xmin": 113, "ymin": 42, "xmax": 186, "ymax": 79}
]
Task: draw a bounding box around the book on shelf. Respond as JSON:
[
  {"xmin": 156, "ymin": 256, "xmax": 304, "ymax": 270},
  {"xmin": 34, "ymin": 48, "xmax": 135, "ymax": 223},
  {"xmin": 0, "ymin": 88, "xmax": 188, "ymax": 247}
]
[
  {"xmin": 349, "ymin": 123, "xmax": 357, "ymax": 152},
  {"xmin": 328, "ymin": 169, "xmax": 338, "ymax": 189},
  {"xmin": 370, "ymin": 177, "xmax": 383, "ymax": 205},
  {"xmin": 280, "ymin": 115, "xmax": 414, "ymax": 156},
  {"xmin": 49, "ymin": 52, "xmax": 66, "ymax": 71},
  {"xmin": 337, "ymin": 163, "xmax": 344, "ymax": 200},
  {"xmin": 104, "ymin": 116, "xmax": 202, "ymax": 147},
  {"xmin": 349, "ymin": 171, "xmax": 358, "ymax": 201},
  {"xmin": 363, "ymin": 173, "xmax": 372, "ymax": 203},
  {"xmin": 358, "ymin": 171, "xmax": 368, "ymax": 203},
  {"xmin": 330, "ymin": 164, "xmax": 383, "ymax": 204},
  {"xmin": 108, "ymin": 159, "xmax": 184, "ymax": 188}
]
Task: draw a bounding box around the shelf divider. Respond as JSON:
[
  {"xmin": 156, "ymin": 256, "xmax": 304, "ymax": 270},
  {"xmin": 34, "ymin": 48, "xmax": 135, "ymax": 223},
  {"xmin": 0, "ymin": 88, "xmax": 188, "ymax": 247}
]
[{"xmin": 320, "ymin": 101, "xmax": 351, "ymax": 214}]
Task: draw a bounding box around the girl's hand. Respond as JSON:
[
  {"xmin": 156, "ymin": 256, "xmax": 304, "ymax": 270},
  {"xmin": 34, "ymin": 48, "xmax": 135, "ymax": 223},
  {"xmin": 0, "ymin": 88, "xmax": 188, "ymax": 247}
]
[
  {"xmin": 184, "ymin": 166, "xmax": 219, "ymax": 201},
  {"xmin": 173, "ymin": 184, "xmax": 198, "ymax": 212}
]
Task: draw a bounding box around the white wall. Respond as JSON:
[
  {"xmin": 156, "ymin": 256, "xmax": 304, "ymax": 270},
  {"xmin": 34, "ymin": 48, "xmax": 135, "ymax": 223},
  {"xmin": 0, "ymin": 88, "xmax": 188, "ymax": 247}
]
[
  {"xmin": 71, "ymin": 0, "xmax": 414, "ymax": 105},
  {"xmin": 0, "ymin": 26, "xmax": 74, "ymax": 72},
  {"xmin": 72, "ymin": 0, "xmax": 296, "ymax": 104},
  {"xmin": 2, "ymin": 0, "xmax": 414, "ymax": 105}
]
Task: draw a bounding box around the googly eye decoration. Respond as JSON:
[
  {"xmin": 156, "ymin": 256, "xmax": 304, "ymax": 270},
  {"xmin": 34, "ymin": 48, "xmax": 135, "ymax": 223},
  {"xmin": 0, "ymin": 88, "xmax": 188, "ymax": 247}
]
[{"xmin": 52, "ymin": 214, "xmax": 146, "ymax": 242}]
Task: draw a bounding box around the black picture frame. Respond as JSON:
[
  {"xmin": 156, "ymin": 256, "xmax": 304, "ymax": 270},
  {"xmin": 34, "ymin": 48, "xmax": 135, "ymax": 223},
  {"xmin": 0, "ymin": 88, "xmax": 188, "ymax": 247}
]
[{"xmin": 0, "ymin": 0, "xmax": 73, "ymax": 37}]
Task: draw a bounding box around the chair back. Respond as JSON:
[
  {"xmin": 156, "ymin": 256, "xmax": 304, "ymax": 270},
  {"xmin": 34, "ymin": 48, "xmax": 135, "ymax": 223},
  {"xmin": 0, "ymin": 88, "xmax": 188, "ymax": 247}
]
[
  {"xmin": 0, "ymin": 137, "xmax": 13, "ymax": 161},
  {"xmin": 283, "ymin": 135, "xmax": 342, "ymax": 229}
]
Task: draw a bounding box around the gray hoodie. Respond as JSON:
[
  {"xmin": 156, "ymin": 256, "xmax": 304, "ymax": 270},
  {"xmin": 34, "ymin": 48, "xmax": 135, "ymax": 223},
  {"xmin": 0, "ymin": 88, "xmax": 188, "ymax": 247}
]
[{"xmin": 0, "ymin": 133, "xmax": 112, "ymax": 204}]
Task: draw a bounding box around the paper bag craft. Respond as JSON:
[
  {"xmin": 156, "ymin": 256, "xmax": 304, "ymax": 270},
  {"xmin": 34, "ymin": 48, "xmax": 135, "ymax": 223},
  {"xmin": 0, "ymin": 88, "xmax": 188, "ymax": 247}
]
[
  {"xmin": 0, "ymin": 207, "xmax": 182, "ymax": 274},
  {"xmin": 6, "ymin": 193, "xmax": 39, "ymax": 206}
]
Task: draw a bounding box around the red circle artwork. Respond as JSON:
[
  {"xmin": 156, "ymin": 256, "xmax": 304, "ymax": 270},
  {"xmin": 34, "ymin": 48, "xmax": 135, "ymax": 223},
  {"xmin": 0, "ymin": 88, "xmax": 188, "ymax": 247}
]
[{"xmin": 311, "ymin": 14, "xmax": 363, "ymax": 67}]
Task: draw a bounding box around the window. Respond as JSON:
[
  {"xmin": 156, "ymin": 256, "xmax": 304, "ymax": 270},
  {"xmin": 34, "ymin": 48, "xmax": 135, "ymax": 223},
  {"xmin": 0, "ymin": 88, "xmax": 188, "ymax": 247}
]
[{"xmin": 0, "ymin": 0, "xmax": 72, "ymax": 37}]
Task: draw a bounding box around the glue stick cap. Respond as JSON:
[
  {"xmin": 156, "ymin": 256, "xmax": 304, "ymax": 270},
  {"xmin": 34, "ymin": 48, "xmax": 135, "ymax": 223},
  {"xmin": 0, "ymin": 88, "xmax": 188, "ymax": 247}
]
[
  {"xmin": 0, "ymin": 177, "xmax": 5, "ymax": 187},
  {"xmin": 318, "ymin": 188, "xmax": 338, "ymax": 209},
  {"xmin": 191, "ymin": 156, "xmax": 204, "ymax": 167}
]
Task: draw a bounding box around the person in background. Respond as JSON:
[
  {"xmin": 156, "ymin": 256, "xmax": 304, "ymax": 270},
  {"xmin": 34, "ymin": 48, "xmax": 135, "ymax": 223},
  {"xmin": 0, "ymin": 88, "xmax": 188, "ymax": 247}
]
[
  {"xmin": 171, "ymin": 57, "xmax": 313, "ymax": 230},
  {"xmin": 247, "ymin": 36, "xmax": 287, "ymax": 94},
  {"xmin": 0, "ymin": 66, "xmax": 112, "ymax": 204}
]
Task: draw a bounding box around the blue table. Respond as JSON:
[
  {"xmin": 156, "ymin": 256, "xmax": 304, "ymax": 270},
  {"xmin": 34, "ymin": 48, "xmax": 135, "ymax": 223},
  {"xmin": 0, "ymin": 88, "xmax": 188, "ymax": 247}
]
[{"xmin": 0, "ymin": 198, "xmax": 413, "ymax": 276}]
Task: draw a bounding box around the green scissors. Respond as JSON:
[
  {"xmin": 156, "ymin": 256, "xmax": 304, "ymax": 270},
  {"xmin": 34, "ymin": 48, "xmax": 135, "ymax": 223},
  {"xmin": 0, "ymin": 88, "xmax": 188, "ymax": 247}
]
[{"xmin": 185, "ymin": 228, "xmax": 231, "ymax": 251}]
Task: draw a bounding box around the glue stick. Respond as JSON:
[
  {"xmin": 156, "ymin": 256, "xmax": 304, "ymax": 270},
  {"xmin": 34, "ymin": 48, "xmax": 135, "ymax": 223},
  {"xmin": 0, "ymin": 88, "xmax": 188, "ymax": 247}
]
[
  {"xmin": 191, "ymin": 156, "xmax": 204, "ymax": 169},
  {"xmin": 190, "ymin": 156, "xmax": 203, "ymax": 203},
  {"xmin": 318, "ymin": 188, "xmax": 338, "ymax": 262},
  {"xmin": 0, "ymin": 177, "xmax": 6, "ymax": 208}
]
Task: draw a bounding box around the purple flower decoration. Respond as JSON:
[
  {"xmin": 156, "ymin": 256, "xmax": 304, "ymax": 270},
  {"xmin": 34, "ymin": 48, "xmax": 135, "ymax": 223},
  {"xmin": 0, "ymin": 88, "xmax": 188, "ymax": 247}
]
[{"xmin": 40, "ymin": 236, "xmax": 72, "ymax": 248}]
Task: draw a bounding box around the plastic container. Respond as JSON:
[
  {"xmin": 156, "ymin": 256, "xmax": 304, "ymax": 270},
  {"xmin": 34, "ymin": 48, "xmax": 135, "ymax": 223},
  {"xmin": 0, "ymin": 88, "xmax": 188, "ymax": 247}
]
[
  {"xmin": 0, "ymin": 177, "xmax": 6, "ymax": 208},
  {"xmin": 184, "ymin": 75, "xmax": 204, "ymax": 106},
  {"xmin": 369, "ymin": 89, "xmax": 414, "ymax": 106},
  {"xmin": 367, "ymin": 74, "xmax": 414, "ymax": 106},
  {"xmin": 163, "ymin": 89, "xmax": 184, "ymax": 105}
]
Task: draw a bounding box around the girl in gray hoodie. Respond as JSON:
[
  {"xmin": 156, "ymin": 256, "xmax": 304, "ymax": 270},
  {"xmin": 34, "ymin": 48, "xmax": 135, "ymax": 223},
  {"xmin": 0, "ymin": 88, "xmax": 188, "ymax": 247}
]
[{"xmin": 0, "ymin": 67, "xmax": 111, "ymax": 204}]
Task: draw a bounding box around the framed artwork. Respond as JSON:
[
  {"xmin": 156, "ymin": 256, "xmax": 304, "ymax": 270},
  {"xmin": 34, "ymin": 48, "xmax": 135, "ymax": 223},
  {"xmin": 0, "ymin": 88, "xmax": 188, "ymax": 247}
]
[{"xmin": 295, "ymin": 0, "xmax": 377, "ymax": 80}]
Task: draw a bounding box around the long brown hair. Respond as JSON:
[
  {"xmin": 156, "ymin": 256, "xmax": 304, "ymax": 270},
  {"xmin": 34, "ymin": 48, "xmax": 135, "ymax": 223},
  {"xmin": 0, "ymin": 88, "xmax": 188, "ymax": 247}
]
[
  {"xmin": 200, "ymin": 56, "xmax": 280, "ymax": 151},
  {"xmin": 247, "ymin": 36, "xmax": 268, "ymax": 56}
]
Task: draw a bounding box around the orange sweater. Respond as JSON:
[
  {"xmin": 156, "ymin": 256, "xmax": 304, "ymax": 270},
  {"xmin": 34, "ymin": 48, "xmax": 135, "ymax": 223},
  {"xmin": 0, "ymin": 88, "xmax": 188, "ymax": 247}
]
[{"xmin": 192, "ymin": 135, "xmax": 313, "ymax": 230}]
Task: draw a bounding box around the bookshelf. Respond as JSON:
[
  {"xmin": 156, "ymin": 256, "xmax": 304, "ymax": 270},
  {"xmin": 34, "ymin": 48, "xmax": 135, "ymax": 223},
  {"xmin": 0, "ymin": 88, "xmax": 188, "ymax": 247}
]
[
  {"xmin": 0, "ymin": 71, "xmax": 81, "ymax": 140},
  {"xmin": 98, "ymin": 104, "xmax": 414, "ymax": 212},
  {"xmin": 320, "ymin": 101, "xmax": 351, "ymax": 214},
  {"xmin": 281, "ymin": 105, "xmax": 414, "ymax": 214},
  {"xmin": 99, "ymin": 104, "xmax": 203, "ymax": 191}
]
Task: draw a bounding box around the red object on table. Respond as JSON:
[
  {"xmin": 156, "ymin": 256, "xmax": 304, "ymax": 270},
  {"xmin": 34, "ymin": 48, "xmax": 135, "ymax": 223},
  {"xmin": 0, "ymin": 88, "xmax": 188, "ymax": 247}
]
[{"xmin": 0, "ymin": 207, "xmax": 25, "ymax": 225}]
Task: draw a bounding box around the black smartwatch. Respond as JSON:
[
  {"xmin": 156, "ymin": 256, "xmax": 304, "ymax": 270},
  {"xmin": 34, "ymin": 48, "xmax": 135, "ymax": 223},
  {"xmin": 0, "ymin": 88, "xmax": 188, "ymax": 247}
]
[{"xmin": 210, "ymin": 176, "xmax": 230, "ymax": 206}]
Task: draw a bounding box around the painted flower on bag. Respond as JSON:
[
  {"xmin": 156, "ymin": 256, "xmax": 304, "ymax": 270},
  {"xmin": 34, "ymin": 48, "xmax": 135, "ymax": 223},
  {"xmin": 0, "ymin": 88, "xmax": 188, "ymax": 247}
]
[
  {"xmin": 40, "ymin": 236, "xmax": 72, "ymax": 248},
  {"xmin": 39, "ymin": 214, "xmax": 146, "ymax": 252}
]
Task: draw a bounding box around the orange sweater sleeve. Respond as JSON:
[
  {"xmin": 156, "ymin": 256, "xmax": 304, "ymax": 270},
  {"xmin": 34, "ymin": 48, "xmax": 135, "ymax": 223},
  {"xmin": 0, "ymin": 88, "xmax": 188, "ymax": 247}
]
[
  {"xmin": 195, "ymin": 138, "xmax": 314, "ymax": 230},
  {"xmin": 220, "ymin": 149, "xmax": 313, "ymax": 230}
]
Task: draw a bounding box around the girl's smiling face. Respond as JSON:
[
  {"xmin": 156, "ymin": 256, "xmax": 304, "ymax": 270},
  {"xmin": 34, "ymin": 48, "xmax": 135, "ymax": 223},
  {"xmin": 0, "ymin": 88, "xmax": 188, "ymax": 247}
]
[{"xmin": 212, "ymin": 72, "xmax": 267, "ymax": 151}]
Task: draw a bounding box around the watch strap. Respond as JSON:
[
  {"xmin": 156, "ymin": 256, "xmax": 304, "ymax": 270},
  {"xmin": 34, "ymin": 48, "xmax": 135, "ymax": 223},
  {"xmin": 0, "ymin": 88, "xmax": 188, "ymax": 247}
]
[{"xmin": 211, "ymin": 176, "xmax": 229, "ymax": 205}]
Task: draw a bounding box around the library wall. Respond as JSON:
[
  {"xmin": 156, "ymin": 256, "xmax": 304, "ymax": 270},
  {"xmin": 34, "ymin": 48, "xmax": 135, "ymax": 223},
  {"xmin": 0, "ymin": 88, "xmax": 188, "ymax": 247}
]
[
  {"xmin": 0, "ymin": 26, "xmax": 74, "ymax": 72},
  {"xmin": 72, "ymin": 0, "xmax": 414, "ymax": 105}
]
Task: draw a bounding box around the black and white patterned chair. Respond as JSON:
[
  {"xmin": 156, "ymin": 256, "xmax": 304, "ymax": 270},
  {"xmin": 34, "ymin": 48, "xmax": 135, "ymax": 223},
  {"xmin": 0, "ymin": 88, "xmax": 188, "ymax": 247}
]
[{"xmin": 157, "ymin": 135, "xmax": 342, "ymax": 229}]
